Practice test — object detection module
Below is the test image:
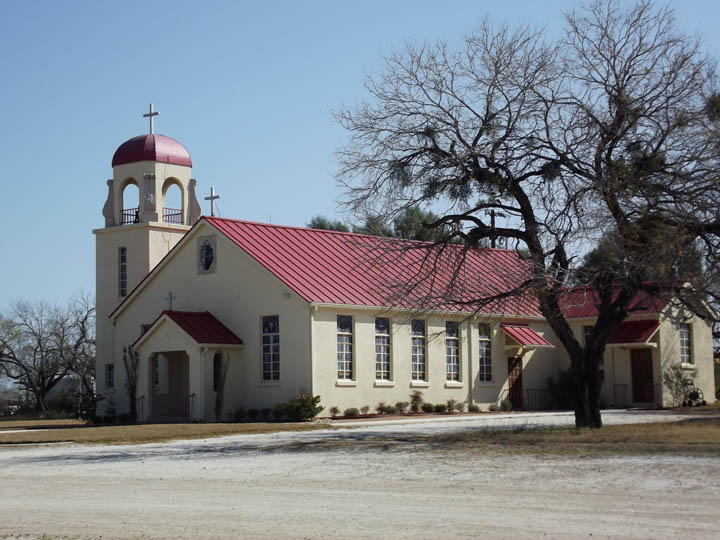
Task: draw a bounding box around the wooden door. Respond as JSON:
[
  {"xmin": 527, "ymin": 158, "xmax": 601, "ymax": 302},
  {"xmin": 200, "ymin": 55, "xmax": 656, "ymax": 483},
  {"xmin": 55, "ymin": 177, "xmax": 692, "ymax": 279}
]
[
  {"xmin": 631, "ymin": 348, "xmax": 654, "ymax": 403},
  {"xmin": 507, "ymin": 356, "xmax": 523, "ymax": 409}
]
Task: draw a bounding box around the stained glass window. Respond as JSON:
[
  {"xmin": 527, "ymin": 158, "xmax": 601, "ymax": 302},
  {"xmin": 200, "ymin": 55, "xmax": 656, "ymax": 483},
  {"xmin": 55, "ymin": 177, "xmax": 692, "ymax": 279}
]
[
  {"xmin": 446, "ymin": 322, "xmax": 459, "ymax": 381},
  {"xmin": 337, "ymin": 315, "xmax": 353, "ymax": 379},
  {"xmin": 200, "ymin": 240, "xmax": 214, "ymax": 271},
  {"xmin": 411, "ymin": 319, "xmax": 426, "ymax": 380},
  {"xmin": 262, "ymin": 316, "xmax": 280, "ymax": 380}
]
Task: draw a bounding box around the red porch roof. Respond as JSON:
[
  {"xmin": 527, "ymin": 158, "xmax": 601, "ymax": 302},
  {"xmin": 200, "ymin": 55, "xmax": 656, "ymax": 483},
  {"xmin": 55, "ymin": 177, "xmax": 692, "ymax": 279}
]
[
  {"xmin": 133, "ymin": 310, "xmax": 243, "ymax": 348},
  {"xmin": 607, "ymin": 320, "xmax": 660, "ymax": 345},
  {"xmin": 560, "ymin": 287, "xmax": 667, "ymax": 318},
  {"xmin": 500, "ymin": 323, "xmax": 554, "ymax": 348}
]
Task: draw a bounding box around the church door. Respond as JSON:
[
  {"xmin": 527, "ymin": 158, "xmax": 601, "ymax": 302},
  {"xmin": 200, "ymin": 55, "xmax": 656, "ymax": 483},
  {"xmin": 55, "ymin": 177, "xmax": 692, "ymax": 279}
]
[
  {"xmin": 507, "ymin": 356, "xmax": 523, "ymax": 409},
  {"xmin": 631, "ymin": 348, "xmax": 654, "ymax": 403}
]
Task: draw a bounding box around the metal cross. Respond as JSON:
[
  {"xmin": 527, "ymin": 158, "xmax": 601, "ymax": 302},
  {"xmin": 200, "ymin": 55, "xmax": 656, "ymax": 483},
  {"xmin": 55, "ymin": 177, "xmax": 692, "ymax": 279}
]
[
  {"xmin": 165, "ymin": 291, "xmax": 176, "ymax": 311},
  {"xmin": 205, "ymin": 186, "xmax": 221, "ymax": 217},
  {"xmin": 143, "ymin": 103, "xmax": 160, "ymax": 134}
]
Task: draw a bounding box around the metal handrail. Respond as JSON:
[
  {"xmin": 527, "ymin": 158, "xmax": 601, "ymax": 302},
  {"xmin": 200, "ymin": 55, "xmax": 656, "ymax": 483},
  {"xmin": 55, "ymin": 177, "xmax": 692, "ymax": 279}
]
[
  {"xmin": 180, "ymin": 392, "xmax": 196, "ymax": 421},
  {"xmin": 122, "ymin": 207, "xmax": 139, "ymax": 225},
  {"xmin": 163, "ymin": 207, "xmax": 183, "ymax": 224}
]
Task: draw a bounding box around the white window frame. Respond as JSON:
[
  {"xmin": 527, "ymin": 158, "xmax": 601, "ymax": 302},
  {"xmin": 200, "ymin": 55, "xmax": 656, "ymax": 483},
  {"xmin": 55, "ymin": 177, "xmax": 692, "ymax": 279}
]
[
  {"xmin": 411, "ymin": 319, "xmax": 426, "ymax": 381},
  {"xmin": 105, "ymin": 363, "xmax": 114, "ymax": 389},
  {"xmin": 337, "ymin": 315, "xmax": 354, "ymax": 380},
  {"xmin": 375, "ymin": 317, "xmax": 391, "ymax": 380},
  {"xmin": 679, "ymin": 323, "xmax": 692, "ymax": 364},
  {"xmin": 262, "ymin": 315, "xmax": 280, "ymax": 381},
  {"xmin": 445, "ymin": 321, "xmax": 460, "ymax": 381},
  {"xmin": 478, "ymin": 323, "xmax": 492, "ymax": 383}
]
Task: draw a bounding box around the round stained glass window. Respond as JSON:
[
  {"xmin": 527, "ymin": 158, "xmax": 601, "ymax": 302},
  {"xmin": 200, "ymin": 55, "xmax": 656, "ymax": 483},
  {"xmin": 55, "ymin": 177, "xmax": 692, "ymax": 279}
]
[{"xmin": 200, "ymin": 240, "xmax": 214, "ymax": 271}]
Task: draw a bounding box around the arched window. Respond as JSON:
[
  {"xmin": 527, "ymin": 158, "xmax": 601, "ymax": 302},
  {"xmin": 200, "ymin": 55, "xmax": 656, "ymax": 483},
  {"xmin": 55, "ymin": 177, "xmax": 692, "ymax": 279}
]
[
  {"xmin": 162, "ymin": 178, "xmax": 184, "ymax": 224},
  {"xmin": 121, "ymin": 179, "xmax": 139, "ymax": 225}
]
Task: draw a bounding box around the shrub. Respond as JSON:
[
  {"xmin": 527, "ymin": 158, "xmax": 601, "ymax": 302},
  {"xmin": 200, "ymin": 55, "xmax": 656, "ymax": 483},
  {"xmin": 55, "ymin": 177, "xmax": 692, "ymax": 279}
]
[
  {"xmin": 434, "ymin": 403, "xmax": 447, "ymax": 413},
  {"xmin": 446, "ymin": 399, "xmax": 457, "ymax": 413},
  {"xmin": 663, "ymin": 364, "xmax": 689, "ymax": 407},
  {"xmin": 329, "ymin": 406, "xmax": 340, "ymax": 418},
  {"xmin": 344, "ymin": 407, "xmax": 360, "ymax": 417},
  {"xmin": 376, "ymin": 402, "xmax": 388, "ymax": 414},
  {"xmin": 275, "ymin": 392, "xmax": 324, "ymax": 421},
  {"xmin": 360, "ymin": 405, "xmax": 370, "ymax": 415},
  {"xmin": 261, "ymin": 408, "xmax": 272, "ymax": 422},
  {"xmin": 395, "ymin": 401, "xmax": 409, "ymax": 413},
  {"xmin": 421, "ymin": 403, "xmax": 434, "ymax": 413},
  {"xmin": 117, "ymin": 412, "xmax": 130, "ymax": 424},
  {"xmin": 232, "ymin": 407, "xmax": 245, "ymax": 422},
  {"xmin": 455, "ymin": 402, "xmax": 466, "ymax": 413},
  {"xmin": 468, "ymin": 404, "xmax": 480, "ymax": 413},
  {"xmin": 409, "ymin": 390, "xmax": 424, "ymax": 412},
  {"xmin": 272, "ymin": 403, "xmax": 286, "ymax": 421},
  {"xmin": 385, "ymin": 405, "xmax": 397, "ymax": 414},
  {"xmin": 546, "ymin": 368, "xmax": 577, "ymax": 410},
  {"xmin": 500, "ymin": 399, "xmax": 512, "ymax": 412},
  {"xmin": 247, "ymin": 408, "xmax": 260, "ymax": 422},
  {"xmin": 488, "ymin": 403, "xmax": 499, "ymax": 412}
]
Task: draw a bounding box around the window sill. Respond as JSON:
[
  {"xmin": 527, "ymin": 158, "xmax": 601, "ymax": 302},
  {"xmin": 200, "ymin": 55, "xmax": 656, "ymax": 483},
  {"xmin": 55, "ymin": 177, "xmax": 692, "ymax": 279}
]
[
  {"xmin": 410, "ymin": 381, "xmax": 429, "ymax": 388},
  {"xmin": 258, "ymin": 381, "xmax": 281, "ymax": 387},
  {"xmin": 444, "ymin": 381, "xmax": 464, "ymax": 389},
  {"xmin": 475, "ymin": 381, "xmax": 495, "ymax": 386},
  {"xmin": 336, "ymin": 380, "xmax": 357, "ymax": 387},
  {"xmin": 680, "ymin": 362, "xmax": 696, "ymax": 371},
  {"xmin": 374, "ymin": 380, "xmax": 394, "ymax": 388}
]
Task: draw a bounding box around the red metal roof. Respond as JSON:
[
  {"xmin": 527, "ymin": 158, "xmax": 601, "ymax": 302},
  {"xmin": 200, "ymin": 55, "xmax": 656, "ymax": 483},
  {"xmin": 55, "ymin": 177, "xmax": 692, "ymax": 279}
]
[
  {"xmin": 204, "ymin": 217, "xmax": 542, "ymax": 316},
  {"xmin": 500, "ymin": 323, "xmax": 554, "ymax": 347},
  {"xmin": 112, "ymin": 134, "xmax": 192, "ymax": 167},
  {"xmin": 560, "ymin": 286, "xmax": 667, "ymax": 318},
  {"xmin": 133, "ymin": 310, "xmax": 243, "ymax": 347},
  {"xmin": 607, "ymin": 320, "xmax": 660, "ymax": 344}
]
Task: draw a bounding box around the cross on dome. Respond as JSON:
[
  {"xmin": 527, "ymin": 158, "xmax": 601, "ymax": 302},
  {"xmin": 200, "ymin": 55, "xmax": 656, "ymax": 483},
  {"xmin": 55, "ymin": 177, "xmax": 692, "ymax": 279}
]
[
  {"xmin": 166, "ymin": 291, "xmax": 176, "ymax": 310},
  {"xmin": 143, "ymin": 103, "xmax": 160, "ymax": 134}
]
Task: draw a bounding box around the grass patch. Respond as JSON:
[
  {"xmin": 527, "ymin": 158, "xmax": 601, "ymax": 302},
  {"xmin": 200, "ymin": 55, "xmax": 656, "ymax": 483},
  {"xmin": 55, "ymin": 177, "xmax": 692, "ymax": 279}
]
[{"xmin": 0, "ymin": 420, "xmax": 328, "ymax": 445}]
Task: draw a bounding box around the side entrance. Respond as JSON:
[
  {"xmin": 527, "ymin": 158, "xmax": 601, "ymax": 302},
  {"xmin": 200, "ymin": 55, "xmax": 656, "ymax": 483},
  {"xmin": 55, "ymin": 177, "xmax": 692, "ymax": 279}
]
[
  {"xmin": 507, "ymin": 356, "xmax": 523, "ymax": 409},
  {"xmin": 630, "ymin": 348, "xmax": 654, "ymax": 404}
]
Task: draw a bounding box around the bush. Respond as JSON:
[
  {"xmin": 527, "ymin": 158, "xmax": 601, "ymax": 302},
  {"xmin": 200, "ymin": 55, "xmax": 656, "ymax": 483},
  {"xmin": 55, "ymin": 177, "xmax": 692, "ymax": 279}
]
[
  {"xmin": 434, "ymin": 403, "xmax": 447, "ymax": 413},
  {"xmin": 360, "ymin": 405, "xmax": 370, "ymax": 414},
  {"xmin": 116, "ymin": 412, "xmax": 130, "ymax": 424},
  {"xmin": 488, "ymin": 403, "xmax": 499, "ymax": 412},
  {"xmin": 275, "ymin": 392, "xmax": 324, "ymax": 421},
  {"xmin": 468, "ymin": 404, "xmax": 480, "ymax": 413},
  {"xmin": 446, "ymin": 399, "xmax": 457, "ymax": 413},
  {"xmin": 329, "ymin": 406, "xmax": 340, "ymax": 418},
  {"xmin": 376, "ymin": 402, "xmax": 388, "ymax": 414},
  {"xmin": 409, "ymin": 390, "xmax": 424, "ymax": 412},
  {"xmin": 272, "ymin": 403, "xmax": 286, "ymax": 421},
  {"xmin": 247, "ymin": 408, "xmax": 260, "ymax": 422},
  {"xmin": 546, "ymin": 368, "xmax": 577, "ymax": 410},
  {"xmin": 232, "ymin": 407, "xmax": 245, "ymax": 422},
  {"xmin": 455, "ymin": 402, "xmax": 466, "ymax": 413},
  {"xmin": 395, "ymin": 401, "xmax": 409, "ymax": 413},
  {"xmin": 421, "ymin": 403, "xmax": 434, "ymax": 413},
  {"xmin": 261, "ymin": 408, "xmax": 273, "ymax": 422},
  {"xmin": 500, "ymin": 399, "xmax": 512, "ymax": 412},
  {"xmin": 344, "ymin": 407, "xmax": 360, "ymax": 417},
  {"xmin": 663, "ymin": 364, "xmax": 689, "ymax": 406},
  {"xmin": 385, "ymin": 405, "xmax": 397, "ymax": 414}
]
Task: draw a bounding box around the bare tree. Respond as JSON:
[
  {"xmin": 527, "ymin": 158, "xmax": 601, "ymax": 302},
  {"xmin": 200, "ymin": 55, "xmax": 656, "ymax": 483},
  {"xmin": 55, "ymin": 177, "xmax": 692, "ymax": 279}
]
[
  {"xmin": 0, "ymin": 301, "xmax": 68, "ymax": 414},
  {"xmin": 336, "ymin": 1, "xmax": 720, "ymax": 427},
  {"xmin": 123, "ymin": 346, "xmax": 139, "ymax": 423}
]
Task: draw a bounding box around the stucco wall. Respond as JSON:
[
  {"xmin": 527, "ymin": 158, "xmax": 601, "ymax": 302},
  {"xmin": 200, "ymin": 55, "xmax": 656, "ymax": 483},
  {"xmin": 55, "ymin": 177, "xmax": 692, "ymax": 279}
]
[{"xmin": 107, "ymin": 221, "xmax": 312, "ymax": 420}]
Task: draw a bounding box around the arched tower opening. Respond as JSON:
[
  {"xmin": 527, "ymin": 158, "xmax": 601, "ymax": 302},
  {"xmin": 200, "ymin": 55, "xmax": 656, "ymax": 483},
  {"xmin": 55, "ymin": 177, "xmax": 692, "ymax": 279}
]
[
  {"xmin": 120, "ymin": 178, "xmax": 140, "ymax": 225},
  {"xmin": 162, "ymin": 177, "xmax": 184, "ymax": 225}
]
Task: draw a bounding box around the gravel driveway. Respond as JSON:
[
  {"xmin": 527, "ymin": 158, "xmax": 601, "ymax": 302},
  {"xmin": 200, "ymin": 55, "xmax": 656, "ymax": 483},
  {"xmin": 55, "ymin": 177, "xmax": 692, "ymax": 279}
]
[{"xmin": 1, "ymin": 410, "xmax": 717, "ymax": 539}]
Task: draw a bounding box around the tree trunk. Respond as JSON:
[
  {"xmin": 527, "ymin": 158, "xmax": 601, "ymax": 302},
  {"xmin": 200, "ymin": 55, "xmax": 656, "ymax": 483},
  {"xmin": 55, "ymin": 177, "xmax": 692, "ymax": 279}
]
[{"xmin": 574, "ymin": 370, "xmax": 602, "ymax": 428}]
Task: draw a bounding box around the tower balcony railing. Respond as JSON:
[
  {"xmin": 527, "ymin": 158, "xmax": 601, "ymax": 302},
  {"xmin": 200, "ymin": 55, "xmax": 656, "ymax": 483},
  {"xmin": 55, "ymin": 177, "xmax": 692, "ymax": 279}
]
[
  {"xmin": 121, "ymin": 208, "xmax": 139, "ymax": 225},
  {"xmin": 163, "ymin": 207, "xmax": 183, "ymax": 225}
]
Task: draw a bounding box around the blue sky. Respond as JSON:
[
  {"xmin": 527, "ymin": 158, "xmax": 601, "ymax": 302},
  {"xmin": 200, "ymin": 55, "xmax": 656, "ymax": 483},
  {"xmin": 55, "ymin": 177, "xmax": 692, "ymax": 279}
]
[{"xmin": 0, "ymin": 0, "xmax": 717, "ymax": 308}]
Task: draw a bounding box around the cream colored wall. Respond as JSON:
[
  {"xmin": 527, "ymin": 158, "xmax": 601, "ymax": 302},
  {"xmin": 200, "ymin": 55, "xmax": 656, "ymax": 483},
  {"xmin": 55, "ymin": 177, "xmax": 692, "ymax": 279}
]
[
  {"xmin": 110, "ymin": 222, "xmax": 312, "ymax": 421},
  {"xmin": 658, "ymin": 308, "xmax": 716, "ymax": 405},
  {"xmin": 311, "ymin": 308, "xmax": 564, "ymax": 411}
]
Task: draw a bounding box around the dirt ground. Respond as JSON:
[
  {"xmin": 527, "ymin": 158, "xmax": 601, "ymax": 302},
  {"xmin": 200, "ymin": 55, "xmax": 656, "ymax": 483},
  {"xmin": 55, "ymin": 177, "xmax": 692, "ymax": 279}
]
[{"xmin": 1, "ymin": 412, "xmax": 719, "ymax": 539}]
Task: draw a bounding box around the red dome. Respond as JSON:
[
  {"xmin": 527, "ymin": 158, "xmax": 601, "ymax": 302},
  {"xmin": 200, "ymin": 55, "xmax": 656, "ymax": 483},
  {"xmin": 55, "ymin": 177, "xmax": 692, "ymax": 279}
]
[{"xmin": 112, "ymin": 134, "xmax": 192, "ymax": 167}]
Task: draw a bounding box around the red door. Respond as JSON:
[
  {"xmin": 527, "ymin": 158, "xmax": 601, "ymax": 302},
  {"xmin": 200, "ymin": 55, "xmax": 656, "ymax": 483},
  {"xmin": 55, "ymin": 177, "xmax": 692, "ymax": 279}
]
[
  {"xmin": 507, "ymin": 356, "xmax": 523, "ymax": 409},
  {"xmin": 631, "ymin": 348, "xmax": 654, "ymax": 403}
]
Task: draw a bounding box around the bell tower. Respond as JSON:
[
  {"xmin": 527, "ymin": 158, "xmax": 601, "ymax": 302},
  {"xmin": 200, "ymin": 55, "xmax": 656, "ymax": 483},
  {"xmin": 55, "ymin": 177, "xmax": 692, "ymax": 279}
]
[{"xmin": 94, "ymin": 105, "xmax": 202, "ymax": 382}]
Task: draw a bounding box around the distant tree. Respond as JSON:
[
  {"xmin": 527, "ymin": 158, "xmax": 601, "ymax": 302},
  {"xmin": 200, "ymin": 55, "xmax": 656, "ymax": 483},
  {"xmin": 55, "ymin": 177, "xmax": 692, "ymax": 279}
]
[
  {"xmin": 352, "ymin": 214, "xmax": 395, "ymax": 237},
  {"xmin": 0, "ymin": 301, "xmax": 69, "ymax": 415},
  {"xmin": 306, "ymin": 215, "xmax": 351, "ymax": 232}
]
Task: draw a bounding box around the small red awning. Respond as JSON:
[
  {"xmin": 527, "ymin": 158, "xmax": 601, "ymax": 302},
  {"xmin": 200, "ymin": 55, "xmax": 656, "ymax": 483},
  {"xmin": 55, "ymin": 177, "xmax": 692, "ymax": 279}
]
[
  {"xmin": 501, "ymin": 324, "xmax": 554, "ymax": 348},
  {"xmin": 607, "ymin": 320, "xmax": 660, "ymax": 346}
]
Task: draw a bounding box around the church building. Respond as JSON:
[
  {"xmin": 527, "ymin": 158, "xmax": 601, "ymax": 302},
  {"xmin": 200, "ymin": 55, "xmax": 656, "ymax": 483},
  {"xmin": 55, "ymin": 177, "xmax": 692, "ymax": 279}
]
[{"xmin": 95, "ymin": 113, "xmax": 716, "ymax": 422}]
